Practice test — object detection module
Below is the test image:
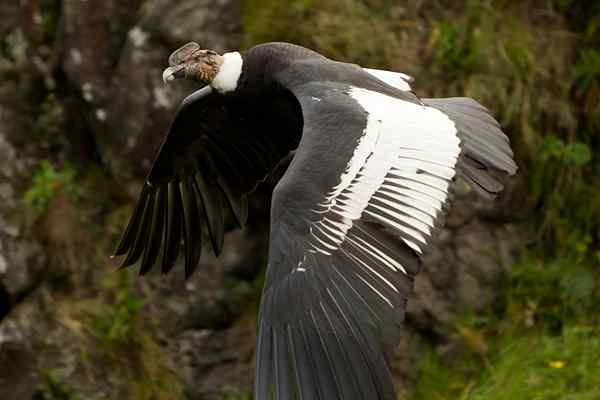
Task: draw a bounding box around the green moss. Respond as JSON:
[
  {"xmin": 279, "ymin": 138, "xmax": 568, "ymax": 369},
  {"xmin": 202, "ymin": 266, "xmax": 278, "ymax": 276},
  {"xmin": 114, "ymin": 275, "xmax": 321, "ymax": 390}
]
[
  {"xmin": 131, "ymin": 332, "xmax": 187, "ymax": 400},
  {"xmin": 243, "ymin": 0, "xmax": 312, "ymax": 48},
  {"xmin": 89, "ymin": 270, "xmax": 144, "ymax": 346},
  {"xmin": 39, "ymin": 0, "xmax": 62, "ymax": 45},
  {"xmin": 219, "ymin": 385, "xmax": 253, "ymax": 400},
  {"xmin": 36, "ymin": 93, "xmax": 65, "ymax": 138},
  {"xmin": 54, "ymin": 269, "xmax": 185, "ymax": 399},
  {"xmin": 242, "ymin": 0, "xmax": 408, "ymax": 66},
  {"xmin": 0, "ymin": 29, "xmax": 28, "ymax": 80},
  {"xmin": 38, "ymin": 368, "xmax": 81, "ymax": 400},
  {"xmin": 23, "ymin": 161, "xmax": 80, "ymax": 216}
]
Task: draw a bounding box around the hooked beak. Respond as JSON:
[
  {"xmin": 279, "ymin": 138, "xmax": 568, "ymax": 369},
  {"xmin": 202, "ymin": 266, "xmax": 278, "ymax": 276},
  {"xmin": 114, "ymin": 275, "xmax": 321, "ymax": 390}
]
[{"xmin": 162, "ymin": 64, "xmax": 186, "ymax": 84}]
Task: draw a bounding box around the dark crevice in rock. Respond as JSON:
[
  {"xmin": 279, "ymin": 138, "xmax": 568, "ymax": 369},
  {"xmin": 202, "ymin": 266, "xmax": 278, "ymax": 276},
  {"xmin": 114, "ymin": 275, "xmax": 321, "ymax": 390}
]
[
  {"xmin": 53, "ymin": 64, "xmax": 105, "ymax": 167},
  {"xmin": 410, "ymin": 322, "xmax": 446, "ymax": 347},
  {"xmin": 107, "ymin": 1, "xmax": 147, "ymax": 73},
  {"xmin": 0, "ymin": 282, "xmax": 12, "ymax": 321},
  {"xmin": 0, "ymin": 276, "xmax": 46, "ymax": 323}
]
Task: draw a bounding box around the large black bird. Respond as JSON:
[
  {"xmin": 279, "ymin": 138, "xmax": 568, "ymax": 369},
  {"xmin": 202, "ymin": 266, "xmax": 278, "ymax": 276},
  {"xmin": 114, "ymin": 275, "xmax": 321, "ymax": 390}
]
[{"xmin": 114, "ymin": 42, "xmax": 517, "ymax": 399}]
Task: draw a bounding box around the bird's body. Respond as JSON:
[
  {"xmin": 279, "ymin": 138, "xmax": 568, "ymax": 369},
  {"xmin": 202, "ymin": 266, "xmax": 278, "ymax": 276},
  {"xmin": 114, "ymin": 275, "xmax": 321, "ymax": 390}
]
[{"xmin": 115, "ymin": 42, "xmax": 517, "ymax": 399}]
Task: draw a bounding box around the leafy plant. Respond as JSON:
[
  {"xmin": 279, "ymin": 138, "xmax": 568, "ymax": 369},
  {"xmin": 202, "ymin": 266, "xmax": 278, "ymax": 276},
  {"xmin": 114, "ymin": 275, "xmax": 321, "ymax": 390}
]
[
  {"xmin": 507, "ymin": 254, "xmax": 599, "ymax": 328},
  {"xmin": 23, "ymin": 160, "xmax": 80, "ymax": 215}
]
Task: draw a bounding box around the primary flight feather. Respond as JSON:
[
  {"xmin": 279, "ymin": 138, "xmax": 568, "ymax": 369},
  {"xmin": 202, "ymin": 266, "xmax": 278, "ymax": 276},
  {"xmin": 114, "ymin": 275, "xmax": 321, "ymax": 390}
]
[{"xmin": 114, "ymin": 42, "xmax": 517, "ymax": 399}]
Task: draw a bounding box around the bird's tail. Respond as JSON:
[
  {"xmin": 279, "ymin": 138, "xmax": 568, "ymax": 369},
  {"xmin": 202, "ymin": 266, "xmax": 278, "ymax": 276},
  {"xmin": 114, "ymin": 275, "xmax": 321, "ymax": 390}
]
[{"xmin": 424, "ymin": 97, "xmax": 518, "ymax": 199}]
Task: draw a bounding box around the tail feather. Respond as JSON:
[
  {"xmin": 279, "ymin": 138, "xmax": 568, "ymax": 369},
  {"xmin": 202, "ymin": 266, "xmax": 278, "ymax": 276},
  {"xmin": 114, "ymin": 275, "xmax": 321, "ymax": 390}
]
[
  {"xmin": 424, "ymin": 97, "xmax": 517, "ymax": 199},
  {"xmin": 460, "ymin": 157, "xmax": 505, "ymax": 200}
]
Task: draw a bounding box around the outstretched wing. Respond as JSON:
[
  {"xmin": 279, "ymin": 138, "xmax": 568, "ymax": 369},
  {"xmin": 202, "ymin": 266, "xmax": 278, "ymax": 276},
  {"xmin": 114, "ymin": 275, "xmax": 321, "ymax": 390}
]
[
  {"xmin": 255, "ymin": 81, "xmax": 464, "ymax": 399},
  {"xmin": 113, "ymin": 86, "xmax": 301, "ymax": 278}
]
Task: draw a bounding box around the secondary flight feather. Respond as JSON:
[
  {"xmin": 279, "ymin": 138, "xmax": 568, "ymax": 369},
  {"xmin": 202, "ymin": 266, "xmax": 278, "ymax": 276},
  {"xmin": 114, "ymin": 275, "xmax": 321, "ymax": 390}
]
[{"xmin": 114, "ymin": 41, "xmax": 517, "ymax": 399}]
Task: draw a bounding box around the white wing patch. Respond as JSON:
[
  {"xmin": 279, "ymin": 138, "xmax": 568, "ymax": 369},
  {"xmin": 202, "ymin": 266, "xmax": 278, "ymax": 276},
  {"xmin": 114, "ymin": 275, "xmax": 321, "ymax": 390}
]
[
  {"xmin": 364, "ymin": 68, "xmax": 413, "ymax": 91},
  {"xmin": 307, "ymin": 88, "xmax": 460, "ymax": 260}
]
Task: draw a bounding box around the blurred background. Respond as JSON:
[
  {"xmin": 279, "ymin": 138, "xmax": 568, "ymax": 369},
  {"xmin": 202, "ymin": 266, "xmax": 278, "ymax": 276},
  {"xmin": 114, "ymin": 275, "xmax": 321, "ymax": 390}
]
[{"xmin": 0, "ymin": 0, "xmax": 598, "ymax": 399}]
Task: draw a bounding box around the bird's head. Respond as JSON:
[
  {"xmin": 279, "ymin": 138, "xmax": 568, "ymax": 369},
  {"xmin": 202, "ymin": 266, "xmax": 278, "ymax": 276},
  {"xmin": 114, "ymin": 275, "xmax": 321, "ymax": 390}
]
[{"xmin": 162, "ymin": 42, "xmax": 224, "ymax": 85}]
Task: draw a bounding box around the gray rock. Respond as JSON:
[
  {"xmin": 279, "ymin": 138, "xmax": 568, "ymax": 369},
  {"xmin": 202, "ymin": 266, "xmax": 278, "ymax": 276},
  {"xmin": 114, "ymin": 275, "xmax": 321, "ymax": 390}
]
[
  {"xmin": 60, "ymin": 0, "xmax": 242, "ymax": 185},
  {"xmin": 408, "ymin": 186, "xmax": 524, "ymax": 332},
  {"xmin": 143, "ymin": 224, "xmax": 268, "ymax": 332},
  {"xmin": 0, "ymin": 237, "xmax": 46, "ymax": 299},
  {"xmin": 61, "ymin": 0, "xmax": 145, "ymax": 105},
  {"xmin": 0, "ymin": 318, "xmax": 39, "ymax": 400},
  {"xmin": 172, "ymin": 322, "xmax": 256, "ymax": 400},
  {"xmin": 0, "ymin": 106, "xmax": 47, "ymax": 317},
  {"xmin": 0, "ymin": 1, "xmax": 19, "ymax": 39},
  {"xmin": 141, "ymin": 0, "xmax": 242, "ymax": 52}
]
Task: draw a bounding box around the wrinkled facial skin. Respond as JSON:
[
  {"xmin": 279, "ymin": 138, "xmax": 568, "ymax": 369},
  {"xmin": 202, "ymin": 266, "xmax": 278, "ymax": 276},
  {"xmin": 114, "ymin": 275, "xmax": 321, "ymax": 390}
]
[{"xmin": 162, "ymin": 42, "xmax": 223, "ymax": 84}]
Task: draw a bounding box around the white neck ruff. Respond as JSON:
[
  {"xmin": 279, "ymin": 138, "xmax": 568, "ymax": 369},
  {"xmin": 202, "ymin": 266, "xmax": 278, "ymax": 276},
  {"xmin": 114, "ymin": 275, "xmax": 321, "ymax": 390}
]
[{"xmin": 211, "ymin": 52, "xmax": 243, "ymax": 93}]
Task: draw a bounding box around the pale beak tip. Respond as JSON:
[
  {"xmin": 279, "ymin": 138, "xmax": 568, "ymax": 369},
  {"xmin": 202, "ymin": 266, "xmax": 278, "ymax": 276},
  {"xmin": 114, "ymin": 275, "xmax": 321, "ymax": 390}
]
[{"xmin": 162, "ymin": 67, "xmax": 176, "ymax": 84}]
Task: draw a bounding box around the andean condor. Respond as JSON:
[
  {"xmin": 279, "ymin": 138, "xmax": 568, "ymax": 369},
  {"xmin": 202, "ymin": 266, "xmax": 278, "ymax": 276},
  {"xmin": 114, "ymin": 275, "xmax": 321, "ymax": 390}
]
[{"xmin": 114, "ymin": 42, "xmax": 517, "ymax": 399}]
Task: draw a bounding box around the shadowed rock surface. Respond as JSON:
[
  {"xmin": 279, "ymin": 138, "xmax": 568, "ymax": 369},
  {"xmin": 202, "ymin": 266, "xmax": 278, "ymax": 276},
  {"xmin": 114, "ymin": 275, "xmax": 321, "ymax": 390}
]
[{"xmin": 0, "ymin": 2, "xmax": 526, "ymax": 399}]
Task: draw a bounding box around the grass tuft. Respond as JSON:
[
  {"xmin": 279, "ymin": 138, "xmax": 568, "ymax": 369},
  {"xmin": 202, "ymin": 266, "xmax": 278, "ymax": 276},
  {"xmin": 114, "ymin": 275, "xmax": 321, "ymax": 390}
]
[{"xmin": 413, "ymin": 325, "xmax": 600, "ymax": 400}]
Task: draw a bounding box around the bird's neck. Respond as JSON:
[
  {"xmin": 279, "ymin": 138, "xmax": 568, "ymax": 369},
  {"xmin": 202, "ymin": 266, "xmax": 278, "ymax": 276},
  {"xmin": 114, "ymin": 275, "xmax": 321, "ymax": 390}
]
[
  {"xmin": 211, "ymin": 52, "xmax": 243, "ymax": 94},
  {"xmin": 232, "ymin": 44, "xmax": 311, "ymax": 97}
]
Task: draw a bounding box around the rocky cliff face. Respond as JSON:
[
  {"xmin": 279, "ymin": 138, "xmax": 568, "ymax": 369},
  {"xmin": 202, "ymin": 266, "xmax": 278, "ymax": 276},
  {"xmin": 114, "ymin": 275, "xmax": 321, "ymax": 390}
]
[{"xmin": 0, "ymin": 2, "xmax": 524, "ymax": 399}]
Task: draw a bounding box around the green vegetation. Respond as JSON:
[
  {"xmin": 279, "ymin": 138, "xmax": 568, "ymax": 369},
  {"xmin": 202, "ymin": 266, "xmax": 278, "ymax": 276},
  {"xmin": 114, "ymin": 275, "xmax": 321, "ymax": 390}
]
[
  {"xmin": 74, "ymin": 236, "xmax": 185, "ymax": 399},
  {"xmin": 20, "ymin": 161, "xmax": 186, "ymax": 399},
  {"xmin": 89, "ymin": 271, "xmax": 144, "ymax": 346},
  {"xmin": 220, "ymin": 385, "xmax": 253, "ymax": 400},
  {"xmin": 42, "ymin": 268, "xmax": 185, "ymax": 400},
  {"xmin": 38, "ymin": 368, "xmax": 81, "ymax": 400},
  {"xmin": 415, "ymin": 5, "xmax": 600, "ymax": 395},
  {"xmin": 424, "ymin": 1, "xmax": 600, "ymax": 258},
  {"xmin": 414, "ymin": 325, "xmax": 600, "ymax": 400},
  {"xmin": 242, "ymin": 0, "xmax": 600, "ymax": 398},
  {"xmin": 411, "ymin": 252, "xmax": 600, "ymax": 400},
  {"xmin": 0, "ymin": 29, "xmax": 28, "ymax": 80},
  {"xmin": 23, "ymin": 161, "xmax": 80, "ymax": 215}
]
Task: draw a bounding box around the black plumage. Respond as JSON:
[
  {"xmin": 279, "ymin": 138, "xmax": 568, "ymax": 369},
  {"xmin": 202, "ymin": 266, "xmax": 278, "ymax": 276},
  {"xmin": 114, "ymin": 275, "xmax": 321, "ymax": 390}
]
[{"xmin": 114, "ymin": 42, "xmax": 517, "ymax": 399}]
